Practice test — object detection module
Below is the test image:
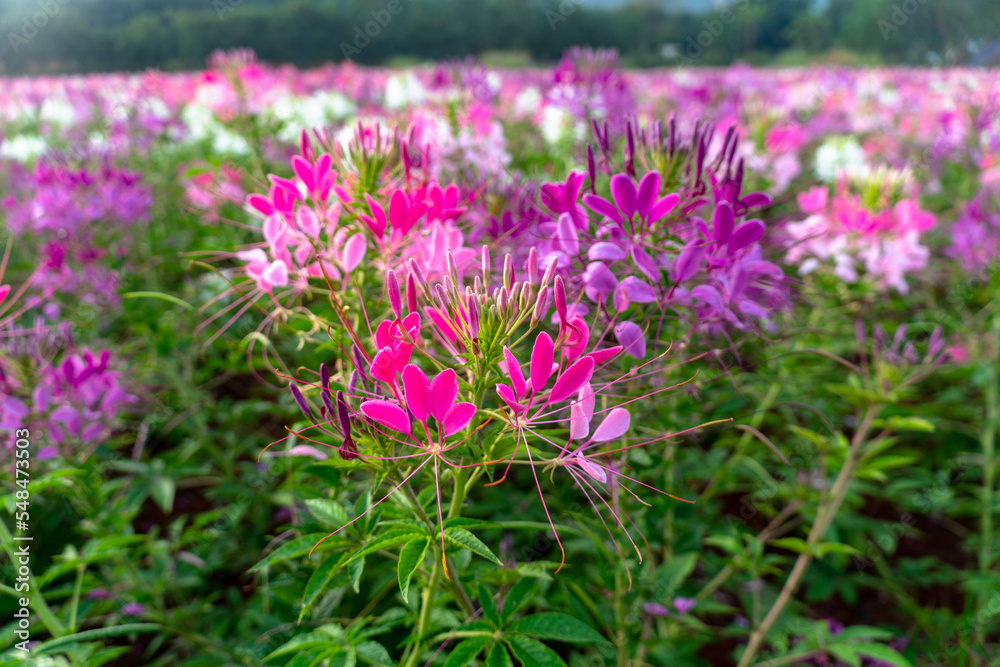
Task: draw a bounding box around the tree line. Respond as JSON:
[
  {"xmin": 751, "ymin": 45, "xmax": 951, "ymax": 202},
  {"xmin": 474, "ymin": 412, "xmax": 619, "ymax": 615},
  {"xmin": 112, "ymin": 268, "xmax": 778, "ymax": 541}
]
[{"xmin": 1, "ymin": 0, "xmax": 998, "ymax": 75}]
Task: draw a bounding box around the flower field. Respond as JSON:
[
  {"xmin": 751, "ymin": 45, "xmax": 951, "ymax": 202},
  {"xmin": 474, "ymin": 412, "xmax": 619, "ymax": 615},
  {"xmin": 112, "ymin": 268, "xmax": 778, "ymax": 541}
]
[{"xmin": 1, "ymin": 49, "xmax": 1000, "ymax": 666}]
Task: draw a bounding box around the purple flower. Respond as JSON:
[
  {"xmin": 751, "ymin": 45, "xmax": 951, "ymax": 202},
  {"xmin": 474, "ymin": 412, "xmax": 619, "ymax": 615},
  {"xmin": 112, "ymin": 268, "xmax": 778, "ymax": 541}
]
[
  {"xmin": 121, "ymin": 602, "xmax": 145, "ymax": 616},
  {"xmin": 642, "ymin": 602, "xmax": 670, "ymax": 617},
  {"xmin": 673, "ymin": 597, "xmax": 696, "ymax": 615}
]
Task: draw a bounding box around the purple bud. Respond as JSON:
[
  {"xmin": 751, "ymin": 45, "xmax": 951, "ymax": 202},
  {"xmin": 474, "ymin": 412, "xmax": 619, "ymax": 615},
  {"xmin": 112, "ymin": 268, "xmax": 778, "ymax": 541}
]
[
  {"xmin": 873, "ymin": 324, "xmax": 886, "ymax": 355},
  {"xmin": 467, "ymin": 296, "xmax": 480, "ymax": 339},
  {"xmin": 408, "ymin": 259, "xmax": 428, "ymax": 292},
  {"xmin": 320, "ymin": 363, "xmax": 335, "ymax": 415},
  {"xmin": 446, "ymin": 249, "xmax": 459, "ymax": 284},
  {"xmin": 586, "ymin": 144, "xmax": 597, "ymax": 194},
  {"xmin": 481, "ymin": 245, "xmax": 491, "ymax": 284},
  {"xmin": 503, "ymin": 253, "xmax": 514, "ymax": 289},
  {"xmin": 387, "ymin": 270, "xmax": 402, "ymax": 320},
  {"xmin": 527, "ymin": 247, "xmax": 538, "ymax": 286},
  {"xmin": 927, "ymin": 325, "xmax": 944, "ymax": 360},
  {"xmin": 348, "ymin": 370, "xmax": 360, "ymax": 395},
  {"xmin": 352, "ymin": 344, "xmax": 367, "ymax": 377},
  {"xmin": 891, "ymin": 324, "xmax": 908, "ymax": 355},
  {"xmin": 642, "ymin": 602, "xmax": 670, "ymax": 618},
  {"xmin": 673, "ymin": 597, "xmax": 696, "ymax": 615},
  {"xmin": 289, "ymin": 383, "xmax": 312, "ymax": 420},
  {"xmin": 554, "ymin": 275, "xmax": 568, "ymax": 324},
  {"xmin": 336, "ymin": 390, "xmax": 351, "ymax": 436},
  {"xmin": 406, "ymin": 273, "xmax": 418, "ymax": 313},
  {"xmin": 541, "ymin": 256, "xmax": 558, "ymax": 288},
  {"xmin": 532, "ymin": 288, "xmax": 550, "ymax": 326}
]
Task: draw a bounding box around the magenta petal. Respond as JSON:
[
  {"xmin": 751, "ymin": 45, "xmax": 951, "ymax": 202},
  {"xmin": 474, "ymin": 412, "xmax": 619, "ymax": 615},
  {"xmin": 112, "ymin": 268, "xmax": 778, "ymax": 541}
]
[
  {"xmin": 360, "ymin": 399, "xmax": 411, "ymax": 434},
  {"xmin": 342, "ymin": 234, "xmax": 367, "ymax": 272},
  {"xmin": 370, "ymin": 347, "xmax": 397, "ymax": 383},
  {"xmin": 556, "ymin": 213, "xmax": 579, "ymax": 256},
  {"xmin": 713, "ymin": 201, "xmax": 734, "ymax": 245},
  {"xmin": 727, "ymin": 220, "xmax": 765, "ymax": 253},
  {"xmin": 649, "ymin": 193, "xmax": 680, "ymax": 224},
  {"xmin": 496, "ymin": 383, "xmax": 526, "ymax": 414},
  {"xmin": 569, "ymin": 383, "xmax": 595, "ymax": 440},
  {"xmin": 428, "ymin": 369, "xmax": 459, "ymax": 421},
  {"xmin": 636, "ymin": 171, "xmax": 661, "ymax": 219},
  {"xmin": 588, "ymin": 242, "xmax": 627, "ymax": 262},
  {"xmin": 615, "ymin": 321, "xmax": 647, "ymax": 359},
  {"xmin": 530, "ymin": 332, "xmax": 555, "ymax": 395},
  {"xmin": 592, "ymin": 407, "xmax": 631, "ymax": 442},
  {"xmin": 503, "ymin": 346, "xmax": 526, "ymax": 398},
  {"xmin": 610, "ymin": 174, "xmax": 637, "ymax": 220},
  {"xmin": 402, "ymin": 364, "xmax": 430, "ymax": 422},
  {"xmin": 443, "ymin": 402, "xmax": 477, "ymax": 436},
  {"xmin": 673, "ymin": 242, "xmax": 707, "ymax": 283},
  {"xmin": 549, "ymin": 357, "xmax": 595, "ymax": 404},
  {"xmin": 576, "ymin": 453, "xmax": 608, "ymax": 483},
  {"xmin": 583, "ymin": 194, "xmax": 622, "ymax": 223},
  {"xmin": 583, "ymin": 262, "xmax": 619, "ymax": 302},
  {"xmin": 588, "ymin": 345, "xmax": 622, "ymax": 365}
]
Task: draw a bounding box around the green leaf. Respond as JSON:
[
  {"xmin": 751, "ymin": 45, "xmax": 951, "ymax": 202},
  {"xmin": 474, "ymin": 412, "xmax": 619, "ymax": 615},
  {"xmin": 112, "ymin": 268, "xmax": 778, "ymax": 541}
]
[
  {"xmin": 837, "ymin": 626, "xmax": 895, "ymax": 641},
  {"xmin": 124, "ymin": 291, "xmax": 197, "ymax": 312},
  {"xmin": 486, "ymin": 643, "xmax": 514, "ymax": 667},
  {"xmin": 816, "ymin": 542, "xmax": 862, "ymax": 557},
  {"xmin": 34, "ymin": 624, "xmax": 161, "ymax": 654},
  {"xmin": 506, "ymin": 636, "xmax": 567, "ymax": 666},
  {"xmin": 443, "ymin": 637, "xmax": 490, "ymax": 667},
  {"xmin": 251, "ymin": 534, "xmax": 333, "ymax": 572},
  {"xmin": 500, "ymin": 578, "xmax": 537, "ymax": 625},
  {"xmin": 444, "ymin": 527, "xmax": 502, "ymax": 565},
  {"xmin": 348, "ymin": 556, "xmax": 365, "ymax": 593},
  {"xmin": 397, "ymin": 537, "xmax": 429, "ymax": 601},
  {"xmin": 444, "ymin": 517, "xmax": 501, "ymax": 530},
  {"xmin": 854, "ymin": 643, "xmax": 913, "ymax": 667},
  {"xmin": 355, "ymin": 641, "xmax": 394, "ymax": 667},
  {"xmin": 302, "ymin": 554, "xmax": 350, "ymax": 617},
  {"xmin": 305, "ymin": 499, "xmax": 349, "ymax": 526},
  {"xmin": 771, "ymin": 537, "xmax": 811, "ymax": 555},
  {"xmin": 149, "ymin": 476, "xmax": 175, "ymax": 514},
  {"xmin": 345, "ymin": 531, "xmax": 426, "ymax": 565},
  {"xmin": 829, "ymin": 644, "xmax": 861, "ymax": 667},
  {"xmin": 881, "ymin": 416, "xmax": 935, "ymax": 432},
  {"xmin": 265, "ymin": 632, "xmax": 337, "ymax": 659},
  {"xmin": 479, "ymin": 584, "xmax": 501, "ymax": 628},
  {"xmin": 508, "ymin": 613, "xmax": 609, "ymax": 646}
]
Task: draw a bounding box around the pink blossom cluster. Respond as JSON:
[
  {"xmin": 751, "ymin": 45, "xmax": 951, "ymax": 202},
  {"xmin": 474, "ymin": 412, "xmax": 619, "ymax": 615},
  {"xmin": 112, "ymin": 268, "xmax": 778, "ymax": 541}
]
[
  {"xmin": 786, "ymin": 176, "xmax": 936, "ymax": 293},
  {"xmin": 2, "ymin": 160, "xmax": 151, "ymax": 308},
  {"xmin": 0, "ymin": 343, "xmax": 135, "ymax": 459}
]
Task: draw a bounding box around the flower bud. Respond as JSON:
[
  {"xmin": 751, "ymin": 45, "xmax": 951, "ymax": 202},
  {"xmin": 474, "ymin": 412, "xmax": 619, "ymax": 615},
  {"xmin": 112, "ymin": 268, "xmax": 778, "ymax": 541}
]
[
  {"xmin": 320, "ymin": 363, "xmax": 335, "ymax": 415},
  {"xmin": 406, "ymin": 272, "xmax": 418, "ymax": 313},
  {"xmin": 481, "ymin": 245, "xmax": 491, "ymax": 284},
  {"xmin": 531, "ymin": 288, "xmax": 550, "ymax": 327},
  {"xmin": 502, "ymin": 253, "xmax": 514, "ymax": 289},
  {"xmin": 387, "ymin": 270, "xmax": 402, "ymax": 320},
  {"xmin": 289, "ymin": 383, "xmax": 312, "ymax": 420},
  {"xmin": 446, "ymin": 249, "xmax": 460, "ymax": 286},
  {"xmin": 541, "ymin": 256, "xmax": 558, "ymax": 288},
  {"xmin": 527, "ymin": 247, "xmax": 538, "ymax": 286},
  {"xmin": 467, "ymin": 295, "xmax": 480, "ymax": 339},
  {"xmin": 554, "ymin": 275, "xmax": 568, "ymax": 324},
  {"xmin": 408, "ymin": 258, "xmax": 428, "ymax": 293}
]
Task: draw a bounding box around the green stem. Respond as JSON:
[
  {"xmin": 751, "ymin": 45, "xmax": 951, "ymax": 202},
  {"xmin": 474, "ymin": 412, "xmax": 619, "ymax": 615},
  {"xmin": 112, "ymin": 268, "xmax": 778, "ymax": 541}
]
[
  {"xmin": 68, "ymin": 564, "xmax": 85, "ymax": 633},
  {"xmin": 0, "ymin": 520, "xmax": 64, "ymax": 638},
  {"xmin": 406, "ymin": 553, "xmax": 443, "ymax": 667},
  {"xmin": 736, "ymin": 406, "xmax": 879, "ymax": 667},
  {"xmin": 981, "ymin": 306, "xmax": 999, "ymax": 576},
  {"xmin": 614, "ymin": 568, "xmax": 629, "ymax": 667}
]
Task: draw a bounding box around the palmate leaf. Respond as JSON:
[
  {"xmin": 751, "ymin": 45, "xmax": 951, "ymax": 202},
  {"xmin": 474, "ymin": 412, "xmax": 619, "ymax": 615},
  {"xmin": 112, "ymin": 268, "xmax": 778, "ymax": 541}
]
[
  {"xmin": 506, "ymin": 636, "xmax": 567, "ymax": 667},
  {"xmin": 301, "ymin": 554, "xmax": 351, "ymax": 619},
  {"xmin": 344, "ymin": 530, "xmax": 427, "ymax": 565},
  {"xmin": 251, "ymin": 534, "xmax": 339, "ymax": 572},
  {"xmin": 486, "ymin": 643, "xmax": 514, "ymax": 667},
  {"xmin": 305, "ymin": 498, "xmax": 349, "ymax": 526},
  {"xmin": 443, "ymin": 638, "xmax": 491, "ymax": 667},
  {"xmin": 508, "ymin": 613, "xmax": 609, "ymax": 646},
  {"xmin": 444, "ymin": 527, "xmax": 502, "ymax": 565},
  {"xmin": 479, "ymin": 584, "xmax": 501, "ymax": 627},
  {"xmin": 398, "ymin": 537, "xmax": 429, "ymax": 601},
  {"xmin": 500, "ymin": 578, "xmax": 537, "ymax": 625},
  {"xmin": 854, "ymin": 643, "xmax": 914, "ymax": 667}
]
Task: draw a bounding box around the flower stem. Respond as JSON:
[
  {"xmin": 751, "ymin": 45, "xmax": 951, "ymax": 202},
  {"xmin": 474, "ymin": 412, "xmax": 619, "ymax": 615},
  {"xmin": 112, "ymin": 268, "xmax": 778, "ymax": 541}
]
[
  {"xmin": 736, "ymin": 406, "xmax": 879, "ymax": 667},
  {"xmin": 405, "ymin": 553, "xmax": 443, "ymax": 667}
]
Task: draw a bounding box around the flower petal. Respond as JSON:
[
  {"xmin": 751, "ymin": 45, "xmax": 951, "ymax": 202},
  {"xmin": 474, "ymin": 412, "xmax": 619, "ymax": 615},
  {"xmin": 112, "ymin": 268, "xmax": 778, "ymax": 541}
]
[
  {"xmin": 591, "ymin": 407, "xmax": 631, "ymax": 442},
  {"xmin": 402, "ymin": 364, "xmax": 430, "ymax": 422},
  {"xmin": 636, "ymin": 171, "xmax": 661, "ymax": 219},
  {"xmin": 369, "ymin": 347, "xmax": 397, "ymax": 383},
  {"xmin": 503, "ymin": 346, "xmax": 526, "ymax": 398},
  {"xmin": 569, "ymin": 383, "xmax": 595, "ymax": 440},
  {"xmin": 549, "ymin": 357, "xmax": 595, "ymax": 404},
  {"xmin": 360, "ymin": 399, "xmax": 411, "ymax": 434},
  {"xmin": 727, "ymin": 220, "xmax": 765, "ymax": 253},
  {"xmin": 615, "ymin": 321, "xmax": 647, "ymax": 359},
  {"xmin": 610, "ymin": 174, "xmax": 637, "ymax": 220},
  {"xmin": 576, "ymin": 453, "xmax": 608, "ymax": 483},
  {"xmin": 442, "ymin": 402, "xmax": 477, "ymax": 436},
  {"xmin": 713, "ymin": 201, "xmax": 734, "ymax": 245},
  {"xmin": 530, "ymin": 332, "xmax": 555, "ymax": 395},
  {"xmin": 428, "ymin": 368, "xmax": 459, "ymax": 422}
]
